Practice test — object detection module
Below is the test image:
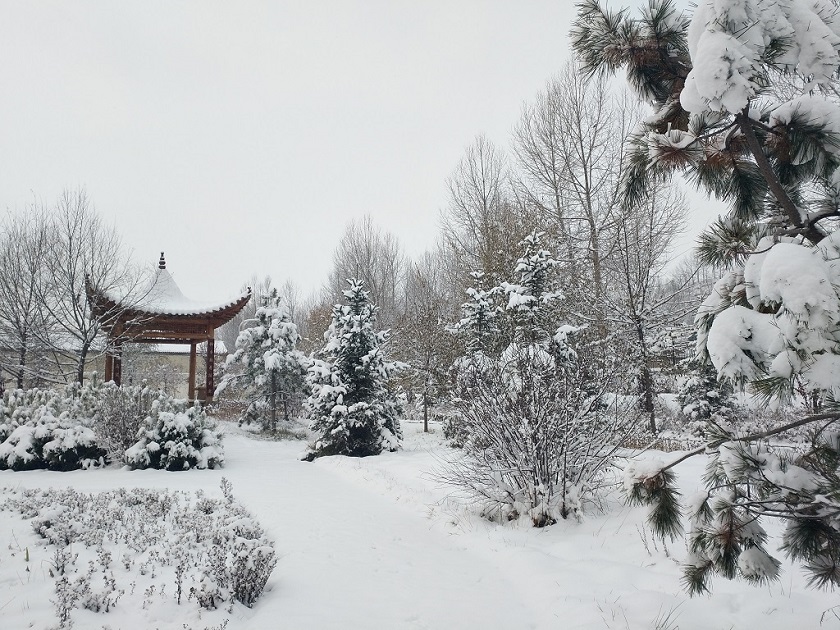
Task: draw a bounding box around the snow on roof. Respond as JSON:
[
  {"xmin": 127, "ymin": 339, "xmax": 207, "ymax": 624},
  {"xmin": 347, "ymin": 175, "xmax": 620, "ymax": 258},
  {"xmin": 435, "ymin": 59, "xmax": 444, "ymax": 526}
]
[
  {"xmin": 97, "ymin": 253, "xmax": 250, "ymax": 318},
  {"xmin": 135, "ymin": 267, "xmax": 249, "ymax": 317}
]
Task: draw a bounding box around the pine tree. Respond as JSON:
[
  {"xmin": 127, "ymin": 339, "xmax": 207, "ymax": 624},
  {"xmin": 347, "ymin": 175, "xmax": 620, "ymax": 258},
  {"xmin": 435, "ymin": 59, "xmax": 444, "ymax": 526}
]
[
  {"xmin": 571, "ymin": 0, "xmax": 840, "ymax": 248},
  {"xmin": 303, "ymin": 279, "xmax": 401, "ymax": 460},
  {"xmin": 574, "ymin": 0, "xmax": 840, "ymax": 594},
  {"xmin": 219, "ymin": 290, "xmax": 308, "ymax": 430}
]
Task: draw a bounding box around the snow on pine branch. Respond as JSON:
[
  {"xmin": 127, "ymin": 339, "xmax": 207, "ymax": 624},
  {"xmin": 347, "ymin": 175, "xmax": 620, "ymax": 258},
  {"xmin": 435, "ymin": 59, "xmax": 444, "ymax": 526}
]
[{"xmin": 682, "ymin": 0, "xmax": 840, "ymax": 115}]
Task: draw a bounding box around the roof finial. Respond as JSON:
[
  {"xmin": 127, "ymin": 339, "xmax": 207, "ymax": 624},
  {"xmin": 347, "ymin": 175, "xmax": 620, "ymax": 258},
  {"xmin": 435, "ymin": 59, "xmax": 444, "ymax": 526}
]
[{"xmin": 159, "ymin": 252, "xmax": 166, "ymax": 270}]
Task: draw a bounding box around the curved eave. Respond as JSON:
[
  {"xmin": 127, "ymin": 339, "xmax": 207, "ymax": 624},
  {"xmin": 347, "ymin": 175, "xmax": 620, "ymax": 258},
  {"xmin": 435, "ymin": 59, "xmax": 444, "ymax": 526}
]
[{"xmin": 87, "ymin": 280, "xmax": 252, "ymax": 331}]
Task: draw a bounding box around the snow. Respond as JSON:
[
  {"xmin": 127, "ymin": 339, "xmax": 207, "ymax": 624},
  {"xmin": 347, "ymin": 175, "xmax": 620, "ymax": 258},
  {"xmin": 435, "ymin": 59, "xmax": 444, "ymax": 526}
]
[
  {"xmin": 681, "ymin": 0, "xmax": 840, "ymax": 114},
  {"xmin": 706, "ymin": 305, "xmax": 778, "ymax": 381},
  {"xmin": 704, "ymin": 233, "xmax": 840, "ymax": 391},
  {"xmin": 2, "ymin": 423, "xmax": 837, "ymax": 629},
  {"xmin": 120, "ymin": 268, "xmax": 249, "ymax": 316}
]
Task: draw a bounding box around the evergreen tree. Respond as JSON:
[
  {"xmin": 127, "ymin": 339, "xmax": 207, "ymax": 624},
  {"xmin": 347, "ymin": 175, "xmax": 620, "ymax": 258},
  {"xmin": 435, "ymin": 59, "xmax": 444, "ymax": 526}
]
[
  {"xmin": 574, "ymin": 0, "xmax": 840, "ymax": 595},
  {"xmin": 500, "ymin": 231, "xmax": 562, "ymax": 346},
  {"xmin": 303, "ymin": 279, "xmax": 401, "ymax": 460},
  {"xmin": 219, "ymin": 290, "xmax": 308, "ymax": 430},
  {"xmin": 451, "ymin": 271, "xmax": 500, "ymax": 354},
  {"xmin": 677, "ymin": 359, "xmax": 736, "ymax": 425}
]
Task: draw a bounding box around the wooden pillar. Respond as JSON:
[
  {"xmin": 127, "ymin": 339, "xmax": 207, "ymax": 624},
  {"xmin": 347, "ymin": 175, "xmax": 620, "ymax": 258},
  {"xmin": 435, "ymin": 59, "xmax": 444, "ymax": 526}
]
[
  {"xmin": 104, "ymin": 352, "xmax": 114, "ymax": 383},
  {"xmin": 113, "ymin": 342, "xmax": 123, "ymax": 386},
  {"xmin": 205, "ymin": 336, "xmax": 215, "ymax": 402},
  {"xmin": 188, "ymin": 341, "xmax": 197, "ymax": 401}
]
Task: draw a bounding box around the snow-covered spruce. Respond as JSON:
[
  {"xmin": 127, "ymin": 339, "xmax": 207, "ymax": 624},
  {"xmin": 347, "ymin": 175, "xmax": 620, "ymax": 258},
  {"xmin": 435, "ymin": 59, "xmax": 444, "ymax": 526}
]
[
  {"xmin": 125, "ymin": 400, "xmax": 223, "ymax": 471},
  {"xmin": 676, "ymin": 359, "xmax": 736, "ymax": 429},
  {"xmin": 499, "ymin": 230, "xmax": 562, "ymax": 345},
  {"xmin": 303, "ymin": 279, "xmax": 402, "ymax": 460},
  {"xmin": 217, "ymin": 289, "xmax": 309, "ymax": 431},
  {"xmin": 450, "ymin": 271, "xmax": 501, "ymax": 354}
]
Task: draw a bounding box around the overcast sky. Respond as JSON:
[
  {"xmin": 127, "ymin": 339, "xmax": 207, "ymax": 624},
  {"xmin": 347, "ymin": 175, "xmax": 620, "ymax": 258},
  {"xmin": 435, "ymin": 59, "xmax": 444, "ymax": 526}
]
[{"xmin": 0, "ymin": 0, "xmax": 711, "ymax": 302}]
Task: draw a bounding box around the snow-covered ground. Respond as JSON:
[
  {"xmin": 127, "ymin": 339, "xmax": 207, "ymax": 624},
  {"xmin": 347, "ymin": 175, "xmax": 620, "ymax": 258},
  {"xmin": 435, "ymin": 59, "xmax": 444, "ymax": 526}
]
[{"xmin": 1, "ymin": 422, "xmax": 837, "ymax": 629}]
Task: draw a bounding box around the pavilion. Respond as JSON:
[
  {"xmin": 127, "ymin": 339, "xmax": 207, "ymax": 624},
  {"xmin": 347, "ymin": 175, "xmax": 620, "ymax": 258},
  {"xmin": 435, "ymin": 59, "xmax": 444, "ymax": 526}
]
[{"xmin": 86, "ymin": 253, "xmax": 251, "ymax": 402}]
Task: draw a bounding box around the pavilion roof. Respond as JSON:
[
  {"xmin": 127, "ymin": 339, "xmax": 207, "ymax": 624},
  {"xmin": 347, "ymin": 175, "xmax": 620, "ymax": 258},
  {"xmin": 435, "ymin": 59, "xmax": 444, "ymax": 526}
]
[
  {"xmin": 86, "ymin": 253, "xmax": 251, "ymax": 331},
  {"xmin": 135, "ymin": 267, "xmax": 249, "ymax": 316}
]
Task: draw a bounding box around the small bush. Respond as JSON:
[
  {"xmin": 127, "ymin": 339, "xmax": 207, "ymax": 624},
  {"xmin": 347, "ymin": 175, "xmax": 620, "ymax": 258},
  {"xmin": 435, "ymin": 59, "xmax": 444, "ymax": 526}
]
[
  {"xmin": 126, "ymin": 401, "xmax": 224, "ymax": 471},
  {"xmin": 0, "ymin": 410, "xmax": 105, "ymax": 471},
  {"xmin": 95, "ymin": 382, "xmax": 160, "ymax": 463}
]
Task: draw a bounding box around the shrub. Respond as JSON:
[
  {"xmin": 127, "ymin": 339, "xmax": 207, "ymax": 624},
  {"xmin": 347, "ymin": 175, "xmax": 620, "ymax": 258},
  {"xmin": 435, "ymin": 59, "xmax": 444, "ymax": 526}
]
[
  {"xmin": 2, "ymin": 482, "xmax": 276, "ymax": 623},
  {"xmin": 440, "ymin": 342, "xmax": 635, "ymax": 526},
  {"xmin": 125, "ymin": 401, "xmax": 224, "ymax": 471},
  {"xmin": 94, "ymin": 382, "xmax": 160, "ymax": 463},
  {"xmin": 0, "ymin": 386, "xmax": 107, "ymax": 471}
]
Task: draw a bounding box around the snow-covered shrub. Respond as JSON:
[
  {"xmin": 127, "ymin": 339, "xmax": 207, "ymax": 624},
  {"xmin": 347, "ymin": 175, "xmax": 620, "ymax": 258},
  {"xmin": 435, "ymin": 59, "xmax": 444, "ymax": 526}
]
[
  {"xmin": 125, "ymin": 401, "xmax": 223, "ymax": 471},
  {"xmin": 95, "ymin": 382, "xmax": 161, "ymax": 463},
  {"xmin": 440, "ymin": 338, "xmax": 634, "ymax": 527},
  {"xmin": 0, "ymin": 414, "xmax": 104, "ymax": 471},
  {"xmin": 0, "ymin": 386, "xmax": 107, "ymax": 471},
  {"xmin": 442, "ymin": 352, "xmax": 495, "ymax": 449}
]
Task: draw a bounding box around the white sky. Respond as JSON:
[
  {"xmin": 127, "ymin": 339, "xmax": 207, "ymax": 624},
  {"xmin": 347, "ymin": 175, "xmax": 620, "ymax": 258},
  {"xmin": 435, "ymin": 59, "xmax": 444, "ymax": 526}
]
[{"xmin": 0, "ymin": 0, "xmax": 713, "ymax": 301}]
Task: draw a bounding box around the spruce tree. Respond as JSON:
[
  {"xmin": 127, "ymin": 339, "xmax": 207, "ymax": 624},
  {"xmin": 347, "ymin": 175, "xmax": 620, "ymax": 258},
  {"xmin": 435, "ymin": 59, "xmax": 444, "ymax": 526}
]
[
  {"xmin": 500, "ymin": 231, "xmax": 562, "ymax": 346},
  {"xmin": 677, "ymin": 359, "xmax": 736, "ymax": 425},
  {"xmin": 452, "ymin": 271, "xmax": 500, "ymax": 354},
  {"xmin": 303, "ymin": 279, "xmax": 401, "ymax": 460},
  {"xmin": 574, "ymin": 0, "xmax": 840, "ymax": 594},
  {"xmin": 218, "ymin": 290, "xmax": 308, "ymax": 430}
]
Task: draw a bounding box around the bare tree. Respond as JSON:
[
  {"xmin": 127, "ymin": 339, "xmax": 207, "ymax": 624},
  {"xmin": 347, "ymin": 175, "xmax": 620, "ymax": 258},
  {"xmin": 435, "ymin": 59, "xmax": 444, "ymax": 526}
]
[
  {"xmin": 514, "ymin": 63, "xmax": 641, "ymax": 336},
  {"xmin": 393, "ymin": 250, "xmax": 458, "ymax": 432},
  {"xmin": 440, "ymin": 135, "xmax": 539, "ymax": 293},
  {"xmin": 37, "ymin": 189, "xmax": 140, "ymax": 384},
  {"xmin": 0, "ymin": 208, "xmax": 50, "ymax": 388},
  {"xmin": 326, "ymin": 215, "xmax": 405, "ymax": 329},
  {"xmin": 604, "ymin": 188, "xmax": 687, "ymax": 433}
]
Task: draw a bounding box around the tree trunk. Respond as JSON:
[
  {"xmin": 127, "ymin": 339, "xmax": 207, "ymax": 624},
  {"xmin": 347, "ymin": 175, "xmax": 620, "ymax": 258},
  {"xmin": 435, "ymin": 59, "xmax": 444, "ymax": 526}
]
[
  {"xmin": 76, "ymin": 340, "xmax": 91, "ymax": 385},
  {"xmin": 270, "ymin": 371, "xmax": 278, "ymax": 431},
  {"xmin": 588, "ymin": 219, "xmax": 607, "ymax": 340},
  {"xmin": 635, "ymin": 322, "xmax": 656, "ymax": 434},
  {"xmin": 423, "ymin": 386, "xmax": 429, "ymax": 433},
  {"xmin": 17, "ymin": 331, "xmax": 27, "ymax": 389}
]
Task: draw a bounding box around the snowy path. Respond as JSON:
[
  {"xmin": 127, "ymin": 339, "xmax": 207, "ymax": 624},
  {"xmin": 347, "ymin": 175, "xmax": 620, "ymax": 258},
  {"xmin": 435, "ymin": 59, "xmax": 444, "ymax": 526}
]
[
  {"xmin": 3, "ymin": 426, "xmax": 839, "ymax": 629},
  {"xmin": 221, "ymin": 434, "xmax": 537, "ymax": 630}
]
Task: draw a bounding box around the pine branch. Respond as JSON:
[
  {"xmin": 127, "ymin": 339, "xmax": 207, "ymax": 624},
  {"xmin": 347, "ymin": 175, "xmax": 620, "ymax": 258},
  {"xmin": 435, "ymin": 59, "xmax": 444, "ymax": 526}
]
[
  {"xmin": 654, "ymin": 413, "xmax": 840, "ymax": 476},
  {"xmin": 736, "ymin": 108, "xmax": 824, "ymax": 244}
]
